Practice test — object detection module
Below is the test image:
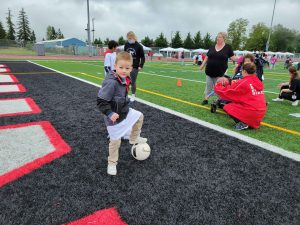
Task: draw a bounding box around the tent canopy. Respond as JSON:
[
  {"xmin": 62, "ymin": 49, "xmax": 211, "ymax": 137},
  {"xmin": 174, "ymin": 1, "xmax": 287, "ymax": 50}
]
[
  {"xmin": 117, "ymin": 43, "xmax": 152, "ymax": 51},
  {"xmin": 192, "ymin": 48, "xmax": 208, "ymax": 53},
  {"xmin": 173, "ymin": 47, "xmax": 190, "ymax": 53},
  {"xmin": 159, "ymin": 47, "xmax": 175, "ymax": 52}
]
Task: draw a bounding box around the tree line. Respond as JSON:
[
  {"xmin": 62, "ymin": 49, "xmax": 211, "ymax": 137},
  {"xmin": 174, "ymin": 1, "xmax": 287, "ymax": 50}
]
[
  {"xmin": 95, "ymin": 18, "xmax": 299, "ymax": 52},
  {"xmin": 0, "ymin": 8, "xmax": 65, "ymax": 43}
]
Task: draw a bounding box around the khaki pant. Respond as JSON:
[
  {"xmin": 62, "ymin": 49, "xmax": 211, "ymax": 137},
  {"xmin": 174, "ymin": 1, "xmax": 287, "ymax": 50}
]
[{"xmin": 108, "ymin": 114, "xmax": 144, "ymax": 165}]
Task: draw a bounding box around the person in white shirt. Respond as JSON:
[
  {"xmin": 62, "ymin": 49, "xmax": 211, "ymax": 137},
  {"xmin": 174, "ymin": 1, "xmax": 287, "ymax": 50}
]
[{"xmin": 104, "ymin": 40, "xmax": 118, "ymax": 77}]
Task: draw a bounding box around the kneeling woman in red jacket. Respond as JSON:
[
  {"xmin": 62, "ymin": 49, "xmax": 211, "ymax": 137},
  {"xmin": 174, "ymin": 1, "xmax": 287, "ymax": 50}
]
[{"xmin": 214, "ymin": 63, "xmax": 267, "ymax": 130}]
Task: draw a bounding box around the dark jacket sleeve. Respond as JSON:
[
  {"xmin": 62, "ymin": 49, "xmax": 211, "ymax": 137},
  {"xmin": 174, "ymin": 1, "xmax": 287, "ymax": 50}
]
[
  {"xmin": 97, "ymin": 97, "xmax": 113, "ymax": 116},
  {"xmin": 139, "ymin": 45, "xmax": 145, "ymax": 68}
]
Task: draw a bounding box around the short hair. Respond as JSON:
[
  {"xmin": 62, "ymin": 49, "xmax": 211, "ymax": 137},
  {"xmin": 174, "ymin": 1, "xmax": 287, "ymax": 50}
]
[
  {"xmin": 243, "ymin": 54, "xmax": 255, "ymax": 64},
  {"xmin": 288, "ymin": 66, "xmax": 299, "ymax": 81},
  {"xmin": 127, "ymin": 31, "xmax": 137, "ymax": 41},
  {"xmin": 108, "ymin": 40, "xmax": 118, "ymax": 50},
  {"xmin": 115, "ymin": 51, "xmax": 133, "ymax": 64},
  {"xmin": 217, "ymin": 32, "xmax": 227, "ymax": 42},
  {"xmin": 242, "ymin": 63, "xmax": 256, "ymax": 74}
]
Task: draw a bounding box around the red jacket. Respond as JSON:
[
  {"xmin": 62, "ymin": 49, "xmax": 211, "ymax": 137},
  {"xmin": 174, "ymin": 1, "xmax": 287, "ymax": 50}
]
[{"xmin": 214, "ymin": 75, "xmax": 266, "ymax": 128}]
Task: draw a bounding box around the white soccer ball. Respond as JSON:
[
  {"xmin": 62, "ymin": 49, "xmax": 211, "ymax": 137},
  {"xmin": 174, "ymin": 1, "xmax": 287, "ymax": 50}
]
[{"xmin": 131, "ymin": 143, "xmax": 151, "ymax": 160}]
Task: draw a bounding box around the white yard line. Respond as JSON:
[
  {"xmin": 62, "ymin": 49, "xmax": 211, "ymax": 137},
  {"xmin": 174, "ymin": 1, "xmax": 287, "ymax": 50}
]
[{"xmin": 28, "ymin": 60, "xmax": 300, "ymax": 162}]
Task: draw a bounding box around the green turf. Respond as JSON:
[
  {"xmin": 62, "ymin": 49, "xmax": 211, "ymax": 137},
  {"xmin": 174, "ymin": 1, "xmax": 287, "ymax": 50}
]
[
  {"xmin": 29, "ymin": 59, "xmax": 300, "ymax": 154},
  {"xmin": 0, "ymin": 47, "xmax": 36, "ymax": 55}
]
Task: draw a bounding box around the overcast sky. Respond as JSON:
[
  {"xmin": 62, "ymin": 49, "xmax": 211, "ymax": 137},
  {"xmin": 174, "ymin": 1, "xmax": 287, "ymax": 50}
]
[{"xmin": 0, "ymin": 0, "xmax": 299, "ymax": 42}]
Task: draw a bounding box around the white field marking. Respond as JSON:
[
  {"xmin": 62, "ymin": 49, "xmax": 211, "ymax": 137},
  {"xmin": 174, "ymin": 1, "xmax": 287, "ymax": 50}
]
[
  {"xmin": 28, "ymin": 60, "xmax": 300, "ymax": 161},
  {"xmin": 0, "ymin": 84, "xmax": 20, "ymax": 93},
  {"xmin": 140, "ymin": 71, "xmax": 206, "ymax": 84},
  {"xmin": 0, "ymin": 125, "xmax": 54, "ymax": 175},
  {"xmin": 0, "ymin": 75, "xmax": 14, "ymax": 83},
  {"xmin": 0, "ymin": 99, "xmax": 31, "ymax": 115}
]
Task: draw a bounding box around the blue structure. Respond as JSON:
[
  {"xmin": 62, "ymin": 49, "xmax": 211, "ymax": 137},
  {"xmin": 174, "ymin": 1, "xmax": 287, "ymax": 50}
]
[{"xmin": 37, "ymin": 38, "xmax": 86, "ymax": 48}]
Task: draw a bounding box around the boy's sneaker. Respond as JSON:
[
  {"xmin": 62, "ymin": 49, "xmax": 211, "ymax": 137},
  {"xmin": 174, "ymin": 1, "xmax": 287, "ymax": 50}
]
[
  {"xmin": 201, "ymin": 100, "xmax": 208, "ymax": 105},
  {"xmin": 129, "ymin": 136, "xmax": 148, "ymax": 145},
  {"xmin": 292, "ymin": 100, "xmax": 299, "ymax": 106},
  {"xmin": 234, "ymin": 122, "xmax": 249, "ymax": 131},
  {"xmin": 107, "ymin": 164, "xmax": 117, "ymax": 176},
  {"xmin": 272, "ymin": 98, "xmax": 283, "ymax": 102}
]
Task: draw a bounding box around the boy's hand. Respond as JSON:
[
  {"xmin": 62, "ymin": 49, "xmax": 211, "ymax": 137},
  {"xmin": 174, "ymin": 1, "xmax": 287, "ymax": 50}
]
[{"xmin": 109, "ymin": 113, "xmax": 119, "ymax": 123}]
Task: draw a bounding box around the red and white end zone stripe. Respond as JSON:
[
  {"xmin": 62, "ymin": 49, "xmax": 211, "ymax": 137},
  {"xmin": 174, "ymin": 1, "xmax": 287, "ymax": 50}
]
[
  {"xmin": 0, "ymin": 121, "xmax": 71, "ymax": 187},
  {"xmin": 0, "ymin": 68, "xmax": 11, "ymax": 73},
  {"xmin": 0, "ymin": 97, "xmax": 41, "ymax": 117},
  {"xmin": 0, "ymin": 84, "xmax": 26, "ymax": 93},
  {"xmin": 0, "ymin": 75, "xmax": 19, "ymax": 83},
  {"xmin": 0, "ymin": 64, "xmax": 8, "ymax": 68}
]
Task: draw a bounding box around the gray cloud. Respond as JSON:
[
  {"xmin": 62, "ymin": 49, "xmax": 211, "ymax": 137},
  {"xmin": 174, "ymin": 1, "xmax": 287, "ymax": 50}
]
[{"xmin": 0, "ymin": 0, "xmax": 299, "ymax": 42}]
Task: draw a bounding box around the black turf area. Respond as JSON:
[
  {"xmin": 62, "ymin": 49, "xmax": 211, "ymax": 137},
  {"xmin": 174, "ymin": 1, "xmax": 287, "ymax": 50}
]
[{"xmin": 0, "ymin": 61, "xmax": 299, "ymax": 225}]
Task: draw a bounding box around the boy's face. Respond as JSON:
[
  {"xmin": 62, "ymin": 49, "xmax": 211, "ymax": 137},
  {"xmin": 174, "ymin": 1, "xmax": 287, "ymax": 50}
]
[
  {"xmin": 115, "ymin": 60, "xmax": 132, "ymax": 78},
  {"xmin": 112, "ymin": 47, "xmax": 117, "ymax": 52}
]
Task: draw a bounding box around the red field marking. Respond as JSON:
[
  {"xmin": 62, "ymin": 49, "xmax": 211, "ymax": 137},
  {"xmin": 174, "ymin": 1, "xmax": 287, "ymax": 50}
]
[
  {"xmin": 0, "ymin": 97, "xmax": 41, "ymax": 117},
  {"xmin": 64, "ymin": 208, "xmax": 127, "ymax": 225},
  {"xmin": 0, "ymin": 121, "xmax": 71, "ymax": 187},
  {"xmin": 0, "ymin": 75, "xmax": 19, "ymax": 83},
  {"xmin": 0, "ymin": 84, "xmax": 26, "ymax": 93},
  {"xmin": 0, "ymin": 68, "xmax": 11, "ymax": 73},
  {"xmin": 0, "ymin": 64, "xmax": 8, "ymax": 68}
]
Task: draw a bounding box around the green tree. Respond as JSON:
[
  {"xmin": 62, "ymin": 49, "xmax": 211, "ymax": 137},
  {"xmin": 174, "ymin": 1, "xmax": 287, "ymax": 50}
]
[
  {"xmin": 104, "ymin": 37, "xmax": 110, "ymax": 45},
  {"xmin": 51, "ymin": 26, "xmax": 56, "ymax": 39},
  {"xmin": 154, "ymin": 32, "xmax": 168, "ymax": 47},
  {"xmin": 193, "ymin": 31, "xmax": 203, "ymax": 49},
  {"xmin": 56, "ymin": 28, "xmax": 64, "ymax": 39},
  {"xmin": 30, "ymin": 30, "xmax": 36, "ymax": 42},
  {"xmin": 6, "ymin": 9, "xmax": 15, "ymax": 40},
  {"xmin": 141, "ymin": 36, "xmax": 154, "ymax": 47},
  {"xmin": 17, "ymin": 8, "xmax": 31, "ymax": 42},
  {"xmin": 183, "ymin": 32, "xmax": 194, "ymax": 49},
  {"xmin": 203, "ymin": 32, "xmax": 214, "ymax": 49},
  {"xmin": 118, "ymin": 36, "xmax": 125, "ymax": 45},
  {"xmin": 94, "ymin": 38, "xmax": 103, "ymax": 45},
  {"xmin": 0, "ymin": 21, "xmax": 6, "ymax": 39},
  {"xmin": 172, "ymin": 31, "xmax": 183, "ymax": 48},
  {"xmin": 227, "ymin": 18, "xmax": 249, "ymax": 49},
  {"xmin": 270, "ymin": 24, "xmax": 297, "ymax": 52},
  {"xmin": 245, "ymin": 23, "xmax": 269, "ymax": 51}
]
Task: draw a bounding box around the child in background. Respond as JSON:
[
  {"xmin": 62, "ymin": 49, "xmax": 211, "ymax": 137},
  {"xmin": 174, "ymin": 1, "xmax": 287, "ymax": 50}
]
[
  {"xmin": 97, "ymin": 51, "xmax": 148, "ymax": 175},
  {"xmin": 104, "ymin": 40, "xmax": 118, "ymax": 77},
  {"xmin": 233, "ymin": 54, "xmax": 255, "ymax": 80}
]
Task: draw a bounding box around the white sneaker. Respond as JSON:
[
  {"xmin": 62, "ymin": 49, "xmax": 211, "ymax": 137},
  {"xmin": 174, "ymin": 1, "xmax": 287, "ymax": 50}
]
[
  {"xmin": 292, "ymin": 100, "xmax": 299, "ymax": 106},
  {"xmin": 272, "ymin": 98, "xmax": 283, "ymax": 102},
  {"xmin": 130, "ymin": 94, "xmax": 135, "ymax": 102},
  {"xmin": 129, "ymin": 136, "xmax": 148, "ymax": 145},
  {"xmin": 107, "ymin": 164, "xmax": 117, "ymax": 175}
]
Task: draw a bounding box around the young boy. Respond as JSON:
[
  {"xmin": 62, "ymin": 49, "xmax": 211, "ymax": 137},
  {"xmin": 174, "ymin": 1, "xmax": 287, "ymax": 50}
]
[
  {"xmin": 97, "ymin": 51, "xmax": 147, "ymax": 175},
  {"xmin": 104, "ymin": 40, "xmax": 118, "ymax": 77}
]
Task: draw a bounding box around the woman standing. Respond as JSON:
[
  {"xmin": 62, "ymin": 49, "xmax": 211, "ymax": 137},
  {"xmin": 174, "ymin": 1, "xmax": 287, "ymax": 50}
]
[
  {"xmin": 124, "ymin": 31, "xmax": 145, "ymax": 102},
  {"xmin": 199, "ymin": 32, "xmax": 236, "ymax": 105}
]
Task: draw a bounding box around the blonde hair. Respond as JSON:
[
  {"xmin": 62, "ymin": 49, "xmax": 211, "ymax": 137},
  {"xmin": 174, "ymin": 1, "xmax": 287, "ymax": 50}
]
[
  {"xmin": 115, "ymin": 51, "xmax": 133, "ymax": 64},
  {"xmin": 217, "ymin": 32, "xmax": 227, "ymax": 42},
  {"xmin": 127, "ymin": 31, "xmax": 137, "ymax": 41}
]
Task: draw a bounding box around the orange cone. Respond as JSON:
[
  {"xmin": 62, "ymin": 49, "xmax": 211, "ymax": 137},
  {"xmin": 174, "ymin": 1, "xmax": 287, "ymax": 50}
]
[{"xmin": 177, "ymin": 79, "xmax": 182, "ymax": 87}]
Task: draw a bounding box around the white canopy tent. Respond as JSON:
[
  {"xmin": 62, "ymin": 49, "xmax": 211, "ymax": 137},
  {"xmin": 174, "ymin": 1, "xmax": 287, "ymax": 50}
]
[
  {"xmin": 173, "ymin": 47, "xmax": 191, "ymax": 53},
  {"xmin": 192, "ymin": 48, "xmax": 208, "ymax": 53},
  {"xmin": 117, "ymin": 43, "xmax": 152, "ymax": 51},
  {"xmin": 159, "ymin": 47, "xmax": 176, "ymax": 57}
]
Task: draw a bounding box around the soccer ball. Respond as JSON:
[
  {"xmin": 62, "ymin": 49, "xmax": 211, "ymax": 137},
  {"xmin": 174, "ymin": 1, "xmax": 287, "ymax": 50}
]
[
  {"xmin": 131, "ymin": 143, "xmax": 151, "ymax": 160},
  {"xmin": 216, "ymin": 76, "xmax": 230, "ymax": 86}
]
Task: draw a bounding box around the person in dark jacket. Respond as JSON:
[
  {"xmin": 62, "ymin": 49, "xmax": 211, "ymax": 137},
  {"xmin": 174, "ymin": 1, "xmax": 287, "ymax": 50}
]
[
  {"xmin": 124, "ymin": 31, "xmax": 145, "ymax": 102},
  {"xmin": 272, "ymin": 66, "xmax": 300, "ymax": 106},
  {"xmin": 97, "ymin": 51, "xmax": 147, "ymax": 175}
]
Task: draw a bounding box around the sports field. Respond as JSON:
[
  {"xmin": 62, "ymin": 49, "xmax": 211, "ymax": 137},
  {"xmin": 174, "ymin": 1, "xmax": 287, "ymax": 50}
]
[
  {"xmin": 1, "ymin": 61, "xmax": 299, "ymax": 225},
  {"xmin": 27, "ymin": 59, "xmax": 300, "ymax": 153}
]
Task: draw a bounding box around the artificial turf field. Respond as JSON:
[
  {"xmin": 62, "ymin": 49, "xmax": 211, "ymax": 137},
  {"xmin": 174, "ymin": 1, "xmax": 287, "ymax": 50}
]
[
  {"xmin": 25, "ymin": 59, "xmax": 300, "ymax": 154},
  {"xmin": 0, "ymin": 61, "xmax": 299, "ymax": 225}
]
